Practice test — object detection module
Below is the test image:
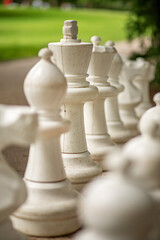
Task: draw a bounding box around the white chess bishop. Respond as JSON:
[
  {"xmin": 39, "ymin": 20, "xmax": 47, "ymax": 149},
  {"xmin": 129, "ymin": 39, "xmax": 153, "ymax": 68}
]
[
  {"xmin": 84, "ymin": 36, "xmax": 116, "ymax": 168},
  {"xmin": 0, "ymin": 105, "xmax": 38, "ymax": 240},
  {"xmin": 105, "ymin": 41, "xmax": 131, "ymax": 144},
  {"xmin": 74, "ymin": 157, "xmax": 156, "ymax": 240},
  {"xmin": 49, "ymin": 20, "xmax": 102, "ymax": 191},
  {"xmin": 134, "ymin": 58, "xmax": 156, "ymax": 118},
  {"xmin": 12, "ymin": 48, "xmax": 81, "ymax": 237},
  {"xmin": 118, "ymin": 58, "xmax": 145, "ymax": 137}
]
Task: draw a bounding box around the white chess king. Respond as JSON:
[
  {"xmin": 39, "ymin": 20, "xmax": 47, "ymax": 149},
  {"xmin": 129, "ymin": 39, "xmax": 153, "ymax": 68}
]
[{"xmin": 49, "ymin": 20, "xmax": 102, "ymax": 191}]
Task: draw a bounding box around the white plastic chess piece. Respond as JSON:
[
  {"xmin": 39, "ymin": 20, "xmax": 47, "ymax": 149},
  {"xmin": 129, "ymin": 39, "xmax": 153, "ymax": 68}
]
[
  {"xmin": 0, "ymin": 105, "xmax": 37, "ymax": 240},
  {"xmin": 74, "ymin": 162, "xmax": 156, "ymax": 240},
  {"xmin": 84, "ymin": 36, "xmax": 116, "ymax": 168},
  {"xmin": 12, "ymin": 48, "xmax": 80, "ymax": 237},
  {"xmin": 134, "ymin": 58, "xmax": 156, "ymax": 118},
  {"xmin": 105, "ymin": 41, "xmax": 131, "ymax": 144},
  {"xmin": 49, "ymin": 20, "xmax": 102, "ymax": 191},
  {"xmin": 118, "ymin": 58, "xmax": 143, "ymax": 137}
]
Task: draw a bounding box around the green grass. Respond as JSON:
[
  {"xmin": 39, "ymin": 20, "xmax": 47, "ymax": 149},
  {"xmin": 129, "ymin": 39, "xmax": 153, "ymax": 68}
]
[{"xmin": 0, "ymin": 6, "xmax": 128, "ymax": 61}]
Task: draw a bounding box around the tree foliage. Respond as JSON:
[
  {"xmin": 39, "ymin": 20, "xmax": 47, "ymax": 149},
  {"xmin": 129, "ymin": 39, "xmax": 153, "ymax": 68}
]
[{"xmin": 125, "ymin": 0, "xmax": 160, "ymax": 86}]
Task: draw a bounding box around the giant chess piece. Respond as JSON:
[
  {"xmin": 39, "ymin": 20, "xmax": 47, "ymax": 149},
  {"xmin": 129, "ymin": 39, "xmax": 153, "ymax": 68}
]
[
  {"xmin": 120, "ymin": 93, "xmax": 160, "ymax": 233},
  {"xmin": 84, "ymin": 36, "xmax": 116, "ymax": 168},
  {"xmin": 106, "ymin": 95, "xmax": 160, "ymax": 239},
  {"xmin": 49, "ymin": 21, "xmax": 102, "ymax": 191},
  {"xmin": 118, "ymin": 58, "xmax": 144, "ymax": 137},
  {"xmin": 74, "ymin": 158, "xmax": 156, "ymax": 240},
  {"xmin": 0, "ymin": 105, "xmax": 37, "ymax": 240},
  {"xmin": 134, "ymin": 58, "xmax": 156, "ymax": 118},
  {"xmin": 12, "ymin": 48, "xmax": 80, "ymax": 237},
  {"xmin": 105, "ymin": 41, "xmax": 131, "ymax": 144}
]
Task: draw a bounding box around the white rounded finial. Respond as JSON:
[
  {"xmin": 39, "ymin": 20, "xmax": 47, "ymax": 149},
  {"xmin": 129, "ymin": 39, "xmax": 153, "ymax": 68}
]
[
  {"xmin": 105, "ymin": 40, "xmax": 115, "ymax": 47},
  {"xmin": 153, "ymin": 92, "xmax": 160, "ymax": 106},
  {"xmin": 140, "ymin": 116, "xmax": 160, "ymax": 138},
  {"xmin": 38, "ymin": 48, "xmax": 52, "ymax": 60},
  {"xmin": 91, "ymin": 36, "xmax": 101, "ymax": 46},
  {"xmin": 24, "ymin": 48, "xmax": 67, "ymax": 112}
]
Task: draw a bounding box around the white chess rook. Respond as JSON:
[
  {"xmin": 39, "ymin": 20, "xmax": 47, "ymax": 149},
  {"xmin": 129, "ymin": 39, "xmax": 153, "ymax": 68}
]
[
  {"xmin": 105, "ymin": 42, "xmax": 131, "ymax": 144},
  {"xmin": 49, "ymin": 20, "xmax": 102, "ymax": 191},
  {"xmin": 134, "ymin": 58, "xmax": 156, "ymax": 118},
  {"xmin": 0, "ymin": 105, "xmax": 38, "ymax": 240},
  {"xmin": 12, "ymin": 48, "xmax": 80, "ymax": 237},
  {"xmin": 84, "ymin": 36, "xmax": 116, "ymax": 168},
  {"xmin": 118, "ymin": 59, "xmax": 143, "ymax": 137}
]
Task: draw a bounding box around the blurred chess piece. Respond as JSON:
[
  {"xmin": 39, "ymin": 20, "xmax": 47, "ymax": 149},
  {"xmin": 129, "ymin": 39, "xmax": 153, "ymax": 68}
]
[
  {"xmin": 0, "ymin": 105, "xmax": 37, "ymax": 240},
  {"xmin": 12, "ymin": 48, "xmax": 80, "ymax": 236},
  {"xmin": 134, "ymin": 58, "xmax": 156, "ymax": 118},
  {"xmin": 118, "ymin": 58, "xmax": 144, "ymax": 137},
  {"xmin": 106, "ymin": 95, "xmax": 160, "ymax": 239},
  {"xmin": 74, "ymin": 157, "xmax": 156, "ymax": 240},
  {"xmin": 49, "ymin": 20, "xmax": 102, "ymax": 191},
  {"xmin": 105, "ymin": 42, "xmax": 131, "ymax": 144},
  {"xmin": 84, "ymin": 36, "xmax": 116, "ymax": 168}
]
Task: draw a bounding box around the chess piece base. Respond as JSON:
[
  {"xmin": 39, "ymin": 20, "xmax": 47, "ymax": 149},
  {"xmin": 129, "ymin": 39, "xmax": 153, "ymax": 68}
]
[
  {"xmin": 86, "ymin": 134, "xmax": 115, "ymax": 169},
  {"xmin": 63, "ymin": 151, "xmax": 102, "ymax": 191},
  {"xmin": 12, "ymin": 180, "xmax": 80, "ymax": 237},
  {"xmin": 107, "ymin": 120, "xmax": 131, "ymax": 143}
]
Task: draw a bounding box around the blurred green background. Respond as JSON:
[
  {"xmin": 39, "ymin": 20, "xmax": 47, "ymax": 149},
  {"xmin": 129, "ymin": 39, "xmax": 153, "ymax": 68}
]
[
  {"xmin": 0, "ymin": 6, "xmax": 127, "ymax": 61},
  {"xmin": 0, "ymin": 0, "xmax": 159, "ymax": 86}
]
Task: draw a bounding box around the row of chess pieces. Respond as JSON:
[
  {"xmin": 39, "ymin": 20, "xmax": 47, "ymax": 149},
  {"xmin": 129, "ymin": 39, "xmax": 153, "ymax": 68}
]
[{"xmin": 0, "ymin": 19, "xmax": 160, "ymax": 240}]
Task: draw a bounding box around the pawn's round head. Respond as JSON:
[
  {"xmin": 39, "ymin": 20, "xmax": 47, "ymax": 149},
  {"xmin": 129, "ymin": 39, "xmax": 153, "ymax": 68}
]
[
  {"xmin": 79, "ymin": 175, "xmax": 155, "ymax": 239},
  {"xmin": 139, "ymin": 93, "xmax": 160, "ymax": 138},
  {"xmin": 153, "ymin": 92, "xmax": 160, "ymax": 106}
]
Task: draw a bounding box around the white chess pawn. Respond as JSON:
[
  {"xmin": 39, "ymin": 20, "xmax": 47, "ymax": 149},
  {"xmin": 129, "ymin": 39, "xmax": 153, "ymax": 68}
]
[
  {"xmin": 105, "ymin": 41, "xmax": 131, "ymax": 144},
  {"xmin": 74, "ymin": 167, "xmax": 156, "ymax": 240},
  {"xmin": 84, "ymin": 36, "xmax": 116, "ymax": 168},
  {"xmin": 12, "ymin": 48, "xmax": 80, "ymax": 237},
  {"xmin": 134, "ymin": 58, "xmax": 156, "ymax": 118},
  {"xmin": 0, "ymin": 105, "xmax": 38, "ymax": 240},
  {"xmin": 49, "ymin": 20, "xmax": 102, "ymax": 191},
  {"xmin": 118, "ymin": 58, "xmax": 144, "ymax": 137}
]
